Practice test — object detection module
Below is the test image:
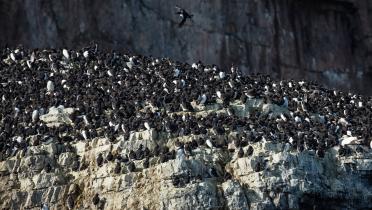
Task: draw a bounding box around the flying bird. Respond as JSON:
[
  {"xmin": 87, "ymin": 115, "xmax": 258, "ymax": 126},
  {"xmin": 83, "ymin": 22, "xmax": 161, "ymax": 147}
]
[{"xmin": 175, "ymin": 6, "xmax": 193, "ymax": 27}]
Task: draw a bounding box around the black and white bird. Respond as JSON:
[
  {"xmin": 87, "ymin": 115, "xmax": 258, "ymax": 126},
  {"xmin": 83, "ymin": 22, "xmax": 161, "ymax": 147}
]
[
  {"xmin": 83, "ymin": 50, "xmax": 89, "ymax": 58},
  {"xmin": 92, "ymin": 193, "xmax": 100, "ymax": 206},
  {"xmin": 32, "ymin": 109, "xmax": 39, "ymax": 123},
  {"xmin": 66, "ymin": 195, "xmax": 75, "ymax": 210},
  {"xmin": 198, "ymin": 94, "xmax": 207, "ymax": 105},
  {"xmin": 176, "ymin": 146, "xmax": 186, "ymax": 160},
  {"xmin": 237, "ymin": 147, "xmax": 244, "ymax": 158},
  {"xmin": 41, "ymin": 203, "xmax": 49, "ymax": 210},
  {"xmin": 219, "ymin": 71, "xmax": 226, "ymax": 79},
  {"xmin": 81, "ymin": 129, "xmax": 89, "ymax": 141},
  {"xmin": 96, "ymin": 153, "xmax": 103, "ymax": 167},
  {"xmin": 127, "ymin": 161, "xmax": 136, "ymax": 172},
  {"xmin": 47, "ymin": 81, "xmax": 54, "ymax": 93},
  {"xmin": 62, "ymin": 49, "xmax": 70, "ymax": 60},
  {"xmin": 144, "ymin": 122, "xmax": 151, "ymax": 130},
  {"xmin": 114, "ymin": 162, "xmax": 122, "ymax": 174},
  {"xmin": 206, "ymin": 139, "xmax": 213, "ymax": 149},
  {"xmin": 175, "ymin": 6, "xmax": 193, "ymax": 27}
]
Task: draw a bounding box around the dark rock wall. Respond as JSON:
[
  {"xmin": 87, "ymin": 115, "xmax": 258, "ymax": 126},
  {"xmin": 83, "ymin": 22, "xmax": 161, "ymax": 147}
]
[{"xmin": 1, "ymin": 0, "xmax": 372, "ymax": 94}]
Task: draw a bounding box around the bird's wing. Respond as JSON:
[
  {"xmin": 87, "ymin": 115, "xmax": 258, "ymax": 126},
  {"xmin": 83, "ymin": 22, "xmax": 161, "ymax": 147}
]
[
  {"xmin": 185, "ymin": 12, "xmax": 193, "ymax": 18},
  {"xmin": 187, "ymin": 13, "xmax": 194, "ymax": 23},
  {"xmin": 175, "ymin": 5, "xmax": 182, "ymax": 11},
  {"xmin": 178, "ymin": 18, "xmax": 187, "ymax": 27}
]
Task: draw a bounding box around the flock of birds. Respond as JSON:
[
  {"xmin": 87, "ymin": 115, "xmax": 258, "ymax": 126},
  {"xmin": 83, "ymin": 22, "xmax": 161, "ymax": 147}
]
[
  {"xmin": 1, "ymin": 44, "xmax": 372, "ymax": 207},
  {"xmin": 1, "ymin": 5, "xmax": 370, "ymax": 210}
]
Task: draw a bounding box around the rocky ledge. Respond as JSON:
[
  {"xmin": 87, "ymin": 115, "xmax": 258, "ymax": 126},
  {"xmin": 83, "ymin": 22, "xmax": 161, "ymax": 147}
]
[{"xmin": 0, "ymin": 47, "xmax": 371, "ymax": 210}]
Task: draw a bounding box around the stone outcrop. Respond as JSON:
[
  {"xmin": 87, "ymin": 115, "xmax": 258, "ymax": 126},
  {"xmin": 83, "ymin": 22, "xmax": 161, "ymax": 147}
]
[
  {"xmin": 1, "ymin": 99, "xmax": 371, "ymax": 210},
  {"xmin": 0, "ymin": 0, "xmax": 372, "ymax": 94}
]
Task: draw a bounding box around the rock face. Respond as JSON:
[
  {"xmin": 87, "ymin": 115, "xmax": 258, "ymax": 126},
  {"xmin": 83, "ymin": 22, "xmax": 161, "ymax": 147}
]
[
  {"xmin": 0, "ymin": 0, "xmax": 372, "ymax": 94},
  {"xmin": 0, "ymin": 99, "xmax": 371, "ymax": 210}
]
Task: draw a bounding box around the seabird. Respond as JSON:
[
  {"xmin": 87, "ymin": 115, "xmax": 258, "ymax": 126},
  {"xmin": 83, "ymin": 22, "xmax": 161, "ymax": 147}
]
[
  {"xmin": 246, "ymin": 146, "xmax": 254, "ymax": 156},
  {"xmin": 294, "ymin": 116, "xmax": 301, "ymax": 123},
  {"xmin": 338, "ymin": 118, "xmax": 349, "ymax": 127},
  {"xmin": 253, "ymin": 161, "xmax": 262, "ymax": 172},
  {"xmin": 192, "ymin": 63, "xmax": 198, "ymax": 69},
  {"xmin": 219, "ymin": 71, "xmax": 226, "ymax": 79},
  {"xmin": 121, "ymin": 154, "xmax": 129, "ymax": 163},
  {"xmin": 340, "ymin": 136, "xmax": 359, "ymax": 146},
  {"xmin": 129, "ymin": 150, "xmax": 136, "ymax": 160},
  {"xmin": 62, "ymin": 49, "xmax": 70, "ymax": 60},
  {"xmin": 143, "ymin": 157, "xmax": 150, "ymax": 169},
  {"xmin": 144, "ymin": 122, "xmax": 151, "ymax": 130},
  {"xmin": 280, "ymin": 96, "xmax": 289, "ymax": 108},
  {"xmin": 106, "ymin": 151, "xmax": 114, "ymax": 162},
  {"xmin": 66, "ymin": 195, "xmax": 75, "ymax": 210},
  {"xmin": 176, "ymin": 146, "xmax": 186, "ymax": 160},
  {"xmin": 47, "ymin": 81, "xmax": 54, "ymax": 93},
  {"xmin": 45, "ymin": 163, "xmax": 52, "ymax": 173},
  {"xmin": 96, "ymin": 153, "xmax": 103, "ymax": 167},
  {"xmin": 92, "ymin": 193, "xmax": 100, "ymax": 206},
  {"xmin": 127, "ymin": 161, "xmax": 135, "ymax": 172},
  {"xmin": 114, "ymin": 162, "xmax": 122, "ymax": 174},
  {"xmin": 81, "ymin": 129, "xmax": 88, "ymax": 140},
  {"xmin": 126, "ymin": 57, "xmax": 135, "ymax": 69},
  {"xmin": 83, "ymin": 51, "xmax": 89, "ymax": 58},
  {"xmin": 228, "ymin": 80, "xmax": 235, "ymax": 88},
  {"xmin": 41, "ymin": 204, "xmax": 49, "ymax": 210},
  {"xmin": 208, "ymin": 167, "xmax": 218, "ymax": 177},
  {"xmin": 180, "ymin": 100, "xmax": 194, "ymax": 112},
  {"xmin": 14, "ymin": 107, "xmax": 20, "ymax": 118},
  {"xmin": 174, "ymin": 68, "xmax": 180, "ymax": 77},
  {"xmin": 358, "ymin": 101, "xmax": 363, "ymax": 108},
  {"xmin": 206, "ymin": 139, "xmax": 213, "ymax": 149},
  {"xmin": 299, "ymin": 101, "xmax": 308, "ymax": 112},
  {"xmin": 216, "ymin": 91, "xmax": 222, "ymax": 99},
  {"xmin": 10, "ymin": 52, "xmax": 17, "ymax": 62},
  {"xmin": 175, "ymin": 6, "xmax": 193, "ymax": 27},
  {"xmin": 83, "ymin": 115, "xmax": 90, "ymax": 126},
  {"xmin": 26, "ymin": 60, "xmax": 32, "ymax": 69},
  {"xmin": 198, "ymin": 94, "xmax": 207, "ymax": 105},
  {"xmin": 226, "ymin": 107, "xmax": 234, "ymax": 116},
  {"xmin": 107, "ymin": 69, "xmax": 114, "ymax": 77},
  {"xmin": 135, "ymin": 144, "xmax": 145, "ymax": 160},
  {"xmin": 338, "ymin": 146, "xmax": 350, "ymax": 156},
  {"xmin": 98, "ymin": 197, "xmax": 106, "ymax": 209},
  {"xmin": 316, "ymin": 147, "xmax": 325, "ymax": 158},
  {"xmin": 159, "ymin": 154, "xmax": 167, "ymax": 163},
  {"xmin": 246, "ymin": 89, "xmax": 257, "ymax": 99},
  {"xmin": 280, "ymin": 113, "xmax": 287, "ymax": 122},
  {"xmin": 237, "ymin": 147, "xmax": 244, "ymax": 158}
]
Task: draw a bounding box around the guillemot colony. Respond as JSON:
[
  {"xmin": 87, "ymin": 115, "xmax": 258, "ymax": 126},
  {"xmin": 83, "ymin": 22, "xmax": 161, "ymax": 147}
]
[{"xmin": 0, "ymin": 46, "xmax": 371, "ymax": 209}]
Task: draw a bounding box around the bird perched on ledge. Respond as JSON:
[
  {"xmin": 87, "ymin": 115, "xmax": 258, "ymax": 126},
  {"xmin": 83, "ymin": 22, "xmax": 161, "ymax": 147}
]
[{"xmin": 175, "ymin": 6, "xmax": 193, "ymax": 27}]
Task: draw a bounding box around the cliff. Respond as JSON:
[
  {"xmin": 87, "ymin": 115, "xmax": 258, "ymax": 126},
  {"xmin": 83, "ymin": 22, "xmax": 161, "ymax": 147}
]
[
  {"xmin": 0, "ymin": 0, "xmax": 372, "ymax": 94},
  {"xmin": 0, "ymin": 46, "xmax": 371, "ymax": 209},
  {"xmin": 1, "ymin": 101, "xmax": 371, "ymax": 210}
]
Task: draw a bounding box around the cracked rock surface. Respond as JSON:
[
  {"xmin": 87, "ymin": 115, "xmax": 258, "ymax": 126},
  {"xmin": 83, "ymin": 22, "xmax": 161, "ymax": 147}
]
[{"xmin": 1, "ymin": 107, "xmax": 371, "ymax": 209}]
